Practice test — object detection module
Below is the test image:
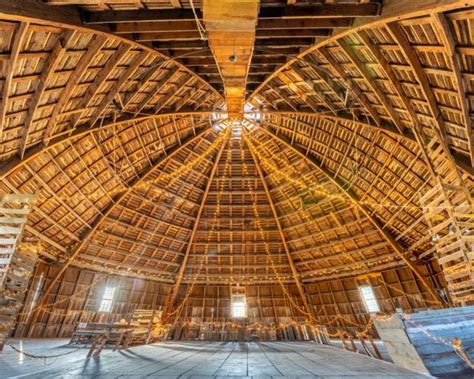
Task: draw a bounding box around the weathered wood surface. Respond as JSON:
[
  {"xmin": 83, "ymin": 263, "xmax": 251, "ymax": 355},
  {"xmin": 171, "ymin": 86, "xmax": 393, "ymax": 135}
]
[
  {"xmin": 404, "ymin": 306, "xmax": 474, "ymax": 377},
  {"xmin": 1, "ymin": 339, "xmax": 428, "ymax": 378}
]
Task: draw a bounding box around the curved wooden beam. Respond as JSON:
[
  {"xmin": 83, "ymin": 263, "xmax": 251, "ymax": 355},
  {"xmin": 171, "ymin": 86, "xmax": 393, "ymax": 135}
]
[
  {"xmin": 244, "ymin": 127, "xmax": 316, "ymax": 320},
  {"xmin": 163, "ymin": 127, "xmax": 230, "ymax": 322},
  {"xmin": 0, "ymin": 111, "xmax": 212, "ymax": 181},
  {"xmin": 248, "ymin": 0, "xmax": 474, "ymax": 102},
  {"xmin": 256, "ymin": 123, "xmax": 443, "ymax": 305},
  {"xmin": 260, "ymin": 111, "xmax": 474, "ymax": 178},
  {"xmin": 28, "ymin": 124, "xmax": 213, "ymax": 329}
]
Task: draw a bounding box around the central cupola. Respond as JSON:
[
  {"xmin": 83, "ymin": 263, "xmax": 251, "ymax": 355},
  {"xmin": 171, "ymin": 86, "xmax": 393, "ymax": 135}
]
[{"xmin": 203, "ymin": 0, "xmax": 260, "ymax": 120}]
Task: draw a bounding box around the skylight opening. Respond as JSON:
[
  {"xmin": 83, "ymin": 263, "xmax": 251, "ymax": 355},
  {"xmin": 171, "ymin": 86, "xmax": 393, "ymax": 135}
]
[{"xmin": 359, "ymin": 285, "xmax": 380, "ymax": 313}]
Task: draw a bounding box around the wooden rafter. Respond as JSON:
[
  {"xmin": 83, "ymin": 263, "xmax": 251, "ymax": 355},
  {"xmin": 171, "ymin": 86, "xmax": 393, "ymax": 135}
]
[
  {"xmin": 43, "ymin": 34, "xmax": 108, "ymax": 144},
  {"xmin": 0, "ymin": 112, "xmax": 211, "ymax": 181},
  {"xmin": 257, "ymin": 123, "xmax": 442, "ymax": 304},
  {"xmin": 432, "ymin": 12, "xmax": 474, "ymax": 167},
  {"xmin": 261, "ymin": 111, "xmax": 474, "ymax": 178},
  {"xmin": 245, "ymin": 127, "xmax": 316, "ymax": 320},
  {"xmin": 0, "ymin": 22, "xmax": 28, "ymax": 143},
  {"xmin": 163, "ymin": 127, "xmax": 230, "ymax": 321},
  {"xmin": 386, "ymin": 21, "xmax": 469, "ymax": 189},
  {"xmin": 337, "ymin": 38, "xmax": 405, "ymax": 134},
  {"xmin": 28, "ymin": 124, "xmax": 213, "ymax": 326},
  {"xmin": 318, "ymin": 47, "xmax": 381, "ymax": 126},
  {"xmin": 89, "ymin": 51, "xmax": 150, "ymax": 127},
  {"xmin": 19, "ymin": 30, "xmax": 76, "ymax": 157}
]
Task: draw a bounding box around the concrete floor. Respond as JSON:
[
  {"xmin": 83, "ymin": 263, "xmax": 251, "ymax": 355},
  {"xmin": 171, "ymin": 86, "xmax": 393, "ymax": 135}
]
[{"xmin": 1, "ymin": 339, "xmax": 430, "ymax": 378}]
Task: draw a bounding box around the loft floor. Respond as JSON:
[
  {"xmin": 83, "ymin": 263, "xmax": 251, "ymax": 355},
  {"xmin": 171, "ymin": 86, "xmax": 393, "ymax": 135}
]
[{"xmin": 2, "ymin": 339, "xmax": 428, "ymax": 378}]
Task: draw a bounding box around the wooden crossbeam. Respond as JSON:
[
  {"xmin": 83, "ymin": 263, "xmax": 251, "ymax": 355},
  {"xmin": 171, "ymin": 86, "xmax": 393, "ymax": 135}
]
[
  {"xmin": 114, "ymin": 18, "xmax": 353, "ymax": 34},
  {"xmin": 84, "ymin": 4, "xmax": 381, "ymax": 24}
]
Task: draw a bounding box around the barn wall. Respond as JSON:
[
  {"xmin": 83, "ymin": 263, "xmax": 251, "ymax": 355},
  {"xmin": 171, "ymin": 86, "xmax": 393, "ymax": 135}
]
[
  {"xmin": 14, "ymin": 261, "xmax": 171, "ymax": 338},
  {"xmin": 305, "ymin": 263, "xmax": 448, "ymax": 334},
  {"xmin": 15, "ymin": 260, "xmax": 446, "ymax": 338}
]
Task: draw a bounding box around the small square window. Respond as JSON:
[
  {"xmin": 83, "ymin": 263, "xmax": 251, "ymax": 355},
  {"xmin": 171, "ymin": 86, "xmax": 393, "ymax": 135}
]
[{"xmin": 359, "ymin": 285, "xmax": 380, "ymax": 313}]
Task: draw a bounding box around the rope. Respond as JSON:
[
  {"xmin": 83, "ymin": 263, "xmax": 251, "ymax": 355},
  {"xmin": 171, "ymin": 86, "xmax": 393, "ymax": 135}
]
[
  {"xmin": 7, "ymin": 341, "xmax": 83, "ymax": 359},
  {"xmin": 190, "ymin": 0, "xmax": 207, "ymax": 41}
]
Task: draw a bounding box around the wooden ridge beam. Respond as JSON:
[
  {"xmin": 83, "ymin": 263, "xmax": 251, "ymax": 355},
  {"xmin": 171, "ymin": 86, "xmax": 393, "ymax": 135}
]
[
  {"xmin": 203, "ymin": 0, "xmax": 259, "ymax": 118},
  {"xmin": 257, "ymin": 124, "xmax": 443, "ymax": 305},
  {"xmin": 245, "ymin": 127, "xmax": 316, "ymax": 320},
  {"xmin": 163, "ymin": 128, "xmax": 230, "ymax": 322}
]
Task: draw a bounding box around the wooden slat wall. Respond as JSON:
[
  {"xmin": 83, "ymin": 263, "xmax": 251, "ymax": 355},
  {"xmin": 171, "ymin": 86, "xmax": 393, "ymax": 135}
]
[
  {"xmin": 14, "ymin": 260, "xmax": 445, "ymax": 338},
  {"xmin": 305, "ymin": 263, "xmax": 447, "ymax": 334},
  {"xmin": 173, "ymin": 283, "xmax": 307, "ymax": 326},
  {"xmin": 14, "ymin": 261, "xmax": 171, "ymax": 338}
]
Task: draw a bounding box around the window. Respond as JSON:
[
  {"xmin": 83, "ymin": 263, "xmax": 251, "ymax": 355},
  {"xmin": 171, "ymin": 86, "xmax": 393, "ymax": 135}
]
[
  {"xmin": 359, "ymin": 285, "xmax": 380, "ymax": 313},
  {"xmin": 231, "ymin": 294, "xmax": 247, "ymax": 318},
  {"xmin": 99, "ymin": 286, "xmax": 116, "ymax": 312}
]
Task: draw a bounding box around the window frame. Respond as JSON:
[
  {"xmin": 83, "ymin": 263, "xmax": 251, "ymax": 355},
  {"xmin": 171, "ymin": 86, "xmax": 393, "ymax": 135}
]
[
  {"xmin": 231, "ymin": 293, "xmax": 247, "ymax": 318},
  {"xmin": 358, "ymin": 284, "xmax": 380, "ymax": 313},
  {"xmin": 98, "ymin": 286, "xmax": 116, "ymax": 312}
]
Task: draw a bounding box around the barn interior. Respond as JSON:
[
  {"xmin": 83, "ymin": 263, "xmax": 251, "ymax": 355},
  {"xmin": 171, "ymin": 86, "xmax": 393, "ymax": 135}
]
[{"xmin": 0, "ymin": 0, "xmax": 473, "ymax": 378}]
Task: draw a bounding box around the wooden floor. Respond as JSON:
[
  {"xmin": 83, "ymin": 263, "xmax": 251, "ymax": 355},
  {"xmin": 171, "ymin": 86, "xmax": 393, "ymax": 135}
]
[{"xmin": 2, "ymin": 339, "xmax": 429, "ymax": 378}]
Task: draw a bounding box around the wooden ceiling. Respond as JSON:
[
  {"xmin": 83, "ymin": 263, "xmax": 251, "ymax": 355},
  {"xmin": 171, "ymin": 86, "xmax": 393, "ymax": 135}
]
[
  {"xmin": 41, "ymin": 0, "xmax": 383, "ymax": 96},
  {"xmin": 0, "ymin": 0, "xmax": 472, "ymax": 288}
]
